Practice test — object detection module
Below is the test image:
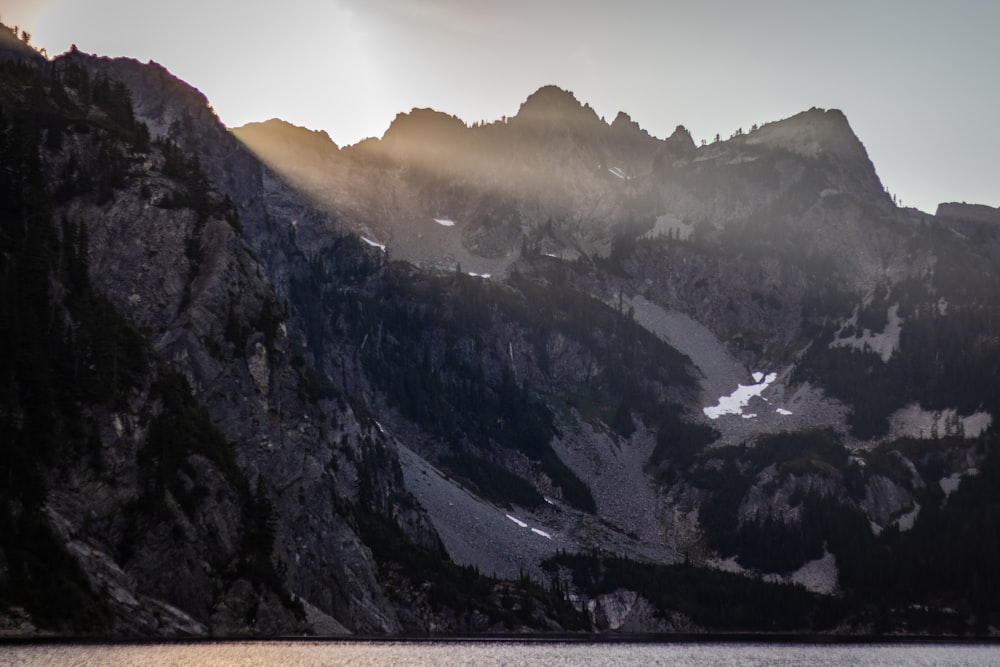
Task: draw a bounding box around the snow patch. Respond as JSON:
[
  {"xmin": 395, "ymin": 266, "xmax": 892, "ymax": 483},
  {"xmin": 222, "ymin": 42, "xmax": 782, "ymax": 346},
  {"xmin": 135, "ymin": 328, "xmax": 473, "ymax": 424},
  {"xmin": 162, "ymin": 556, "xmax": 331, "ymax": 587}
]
[
  {"xmin": 433, "ymin": 217, "xmax": 456, "ymax": 227},
  {"xmin": 608, "ymin": 166, "xmax": 627, "ymax": 179},
  {"xmin": 752, "ymin": 372, "xmax": 764, "ymax": 383},
  {"xmin": 776, "ymin": 408, "xmax": 793, "ymax": 416},
  {"xmin": 505, "ymin": 514, "xmax": 551, "ymax": 539},
  {"xmin": 703, "ymin": 372, "xmax": 777, "ymax": 420},
  {"xmin": 360, "ymin": 236, "xmax": 386, "ymax": 251},
  {"xmin": 467, "ymin": 272, "xmax": 491, "ymax": 279}
]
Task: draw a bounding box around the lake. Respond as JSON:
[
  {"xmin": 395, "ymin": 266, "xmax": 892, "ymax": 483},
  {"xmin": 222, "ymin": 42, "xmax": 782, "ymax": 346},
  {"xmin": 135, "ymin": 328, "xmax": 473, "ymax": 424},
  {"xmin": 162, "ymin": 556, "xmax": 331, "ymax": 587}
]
[{"xmin": 3, "ymin": 640, "xmax": 1000, "ymax": 666}]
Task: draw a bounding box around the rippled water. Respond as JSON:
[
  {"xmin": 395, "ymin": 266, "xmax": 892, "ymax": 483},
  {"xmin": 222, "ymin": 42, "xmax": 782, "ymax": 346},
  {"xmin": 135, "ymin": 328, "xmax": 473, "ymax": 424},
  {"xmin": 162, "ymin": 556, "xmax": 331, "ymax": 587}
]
[{"xmin": 3, "ymin": 640, "xmax": 999, "ymax": 666}]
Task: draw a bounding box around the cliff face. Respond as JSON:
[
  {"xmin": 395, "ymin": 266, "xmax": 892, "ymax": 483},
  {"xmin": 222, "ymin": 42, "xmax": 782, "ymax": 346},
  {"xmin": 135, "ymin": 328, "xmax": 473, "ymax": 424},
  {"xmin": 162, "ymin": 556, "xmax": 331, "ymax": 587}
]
[
  {"xmin": 5, "ymin": 29, "xmax": 1000, "ymax": 636},
  {"xmin": 0, "ymin": 43, "xmax": 432, "ymax": 636},
  {"xmin": 0, "ymin": 42, "xmax": 597, "ymax": 637}
]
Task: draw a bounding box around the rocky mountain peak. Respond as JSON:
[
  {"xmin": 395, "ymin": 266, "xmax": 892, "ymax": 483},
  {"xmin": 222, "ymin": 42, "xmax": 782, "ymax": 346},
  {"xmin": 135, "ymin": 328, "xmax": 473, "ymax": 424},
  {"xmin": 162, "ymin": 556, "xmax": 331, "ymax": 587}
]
[
  {"xmin": 666, "ymin": 124, "xmax": 695, "ymax": 150},
  {"xmin": 381, "ymin": 107, "xmax": 467, "ymax": 143},
  {"xmin": 57, "ymin": 50, "xmax": 224, "ymax": 148},
  {"xmin": 738, "ymin": 107, "xmax": 888, "ymax": 203},
  {"xmin": 513, "ymin": 85, "xmax": 601, "ymax": 129},
  {"xmin": 745, "ymin": 107, "xmax": 866, "ymax": 161},
  {"xmin": 372, "ymin": 107, "xmax": 470, "ymax": 166},
  {"xmin": 239, "ymin": 118, "xmax": 338, "ymax": 148},
  {"xmin": 935, "ymin": 202, "xmax": 1000, "ymax": 225},
  {"xmin": 234, "ymin": 119, "xmax": 340, "ymax": 160},
  {"xmin": 609, "ymin": 110, "xmax": 656, "ymax": 143},
  {"xmin": 610, "ymin": 110, "xmax": 637, "ymax": 130}
]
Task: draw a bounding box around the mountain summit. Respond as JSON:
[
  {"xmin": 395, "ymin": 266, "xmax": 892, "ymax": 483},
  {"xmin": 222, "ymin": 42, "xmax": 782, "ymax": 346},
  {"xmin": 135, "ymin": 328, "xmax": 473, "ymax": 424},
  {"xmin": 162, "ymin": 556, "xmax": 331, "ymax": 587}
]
[
  {"xmin": 513, "ymin": 85, "xmax": 601, "ymax": 124},
  {"xmin": 748, "ymin": 107, "xmax": 864, "ymax": 158}
]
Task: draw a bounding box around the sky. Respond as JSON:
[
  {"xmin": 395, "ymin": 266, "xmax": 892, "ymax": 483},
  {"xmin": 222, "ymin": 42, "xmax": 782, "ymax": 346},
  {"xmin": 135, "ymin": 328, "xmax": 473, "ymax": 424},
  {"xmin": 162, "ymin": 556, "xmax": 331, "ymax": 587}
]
[{"xmin": 5, "ymin": 0, "xmax": 998, "ymax": 213}]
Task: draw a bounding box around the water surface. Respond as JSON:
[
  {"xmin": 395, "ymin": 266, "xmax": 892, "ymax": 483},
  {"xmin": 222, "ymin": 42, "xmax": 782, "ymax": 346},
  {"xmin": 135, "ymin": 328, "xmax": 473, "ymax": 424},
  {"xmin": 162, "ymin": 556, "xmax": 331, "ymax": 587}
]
[{"xmin": 3, "ymin": 640, "xmax": 998, "ymax": 666}]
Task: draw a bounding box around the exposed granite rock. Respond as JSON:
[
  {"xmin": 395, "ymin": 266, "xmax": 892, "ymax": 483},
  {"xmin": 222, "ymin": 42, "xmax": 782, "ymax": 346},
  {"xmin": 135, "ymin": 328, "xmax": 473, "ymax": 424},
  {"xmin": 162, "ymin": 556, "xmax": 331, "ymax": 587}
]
[
  {"xmin": 862, "ymin": 474, "xmax": 914, "ymax": 529},
  {"xmin": 585, "ymin": 589, "xmax": 684, "ymax": 632}
]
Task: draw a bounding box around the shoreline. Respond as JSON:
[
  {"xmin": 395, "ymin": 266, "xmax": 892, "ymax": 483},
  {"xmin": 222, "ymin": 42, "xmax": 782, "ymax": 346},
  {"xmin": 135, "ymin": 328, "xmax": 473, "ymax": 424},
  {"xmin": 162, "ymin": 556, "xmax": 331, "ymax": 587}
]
[{"xmin": 3, "ymin": 632, "xmax": 1000, "ymax": 646}]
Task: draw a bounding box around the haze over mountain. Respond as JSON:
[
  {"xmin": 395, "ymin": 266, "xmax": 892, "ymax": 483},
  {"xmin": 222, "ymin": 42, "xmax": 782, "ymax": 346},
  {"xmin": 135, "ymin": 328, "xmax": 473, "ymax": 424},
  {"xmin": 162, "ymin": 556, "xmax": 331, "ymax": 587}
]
[
  {"xmin": 3, "ymin": 25, "xmax": 1000, "ymax": 637},
  {"xmin": 6, "ymin": 0, "xmax": 999, "ymax": 214}
]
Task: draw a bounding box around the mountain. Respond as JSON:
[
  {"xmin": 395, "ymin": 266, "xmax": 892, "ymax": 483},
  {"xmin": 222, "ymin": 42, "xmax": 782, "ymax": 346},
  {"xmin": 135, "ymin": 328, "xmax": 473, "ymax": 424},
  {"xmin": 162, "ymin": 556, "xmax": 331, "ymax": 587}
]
[{"xmin": 3, "ymin": 26, "xmax": 1000, "ymax": 636}]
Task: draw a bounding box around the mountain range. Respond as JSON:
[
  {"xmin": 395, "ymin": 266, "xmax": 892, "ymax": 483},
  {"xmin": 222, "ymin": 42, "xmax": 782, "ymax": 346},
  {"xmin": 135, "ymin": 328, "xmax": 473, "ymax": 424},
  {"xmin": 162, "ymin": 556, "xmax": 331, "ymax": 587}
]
[{"xmin": 2, "ymin": 25, "xmax": 1000, "ymax": 636}]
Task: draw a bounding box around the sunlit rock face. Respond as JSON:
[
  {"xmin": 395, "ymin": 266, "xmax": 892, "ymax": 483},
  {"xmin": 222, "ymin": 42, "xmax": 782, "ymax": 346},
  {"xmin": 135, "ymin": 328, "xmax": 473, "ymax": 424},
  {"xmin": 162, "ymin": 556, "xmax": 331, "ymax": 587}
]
[
  {"xmin": 233, "ymin": 93, "xmax": 895, "ymax": 284},
  {"xmin": 233, "ymin": 85, "xmax": 938, "ymax": 382},
  {"xmin": 234, "ymin": 84, "xmax": 670, "ymax": 273}
]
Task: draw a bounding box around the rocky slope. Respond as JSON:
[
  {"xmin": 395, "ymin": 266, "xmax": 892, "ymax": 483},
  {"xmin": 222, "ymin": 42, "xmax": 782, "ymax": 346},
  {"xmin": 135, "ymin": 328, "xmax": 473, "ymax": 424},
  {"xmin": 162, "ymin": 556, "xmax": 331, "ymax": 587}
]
[
  {"xmin": 0, "ymin": 36, "xmax": 414, "ymax": 635},
  {"xmin": 233, "ymin": 83, "xmax": 1000, "ymax": 634},
  {"xmin": 4, "ymin": 24, "xmax": 1000, "ymax": 636},
  {"xmin": 1, "ymin": 33, "xmax": 584, "ymax": 636}
]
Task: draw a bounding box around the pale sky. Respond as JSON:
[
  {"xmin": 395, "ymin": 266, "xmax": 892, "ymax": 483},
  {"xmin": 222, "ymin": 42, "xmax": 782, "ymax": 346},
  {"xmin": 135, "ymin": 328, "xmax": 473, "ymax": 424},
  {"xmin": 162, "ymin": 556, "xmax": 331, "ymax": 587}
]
[{"xmin": 6, "ymin": 0, "xmax": 998, "ymax": 213}]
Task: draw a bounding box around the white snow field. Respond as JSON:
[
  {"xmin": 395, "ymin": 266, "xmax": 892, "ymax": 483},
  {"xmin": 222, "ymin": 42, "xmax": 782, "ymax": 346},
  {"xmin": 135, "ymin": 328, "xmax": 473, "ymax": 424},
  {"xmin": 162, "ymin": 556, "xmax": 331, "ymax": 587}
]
[
  {"xmin": 703, "ymin": 372, "xmax": 777, "ymax": 419},
  {"xmin": 360, "ymin": 236, "xmax": 386, "ymax": 251}
]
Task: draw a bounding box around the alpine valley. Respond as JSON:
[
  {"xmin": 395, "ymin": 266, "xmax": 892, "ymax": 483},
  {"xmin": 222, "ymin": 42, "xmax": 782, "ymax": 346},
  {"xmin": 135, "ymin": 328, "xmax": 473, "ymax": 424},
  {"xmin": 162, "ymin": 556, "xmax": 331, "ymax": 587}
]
[{"xmin": 3, "ymin": 26, "xmax": 1000, "ymax": 637}]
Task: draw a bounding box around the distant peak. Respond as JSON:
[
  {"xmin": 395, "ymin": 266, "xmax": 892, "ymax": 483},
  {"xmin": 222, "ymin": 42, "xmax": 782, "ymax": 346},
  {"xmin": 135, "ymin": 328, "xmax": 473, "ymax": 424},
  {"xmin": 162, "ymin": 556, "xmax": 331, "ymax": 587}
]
[
  {"xmin": 234, "ymin": 119, "xmax": 338, "ymax": 151},
  {"xmin": 610, "ymin": 111, "xmax": 634, "ymax": 127},
  {"xmin": 935, "ymin": 202, "xmax": 1000, "ymax": 225},
  {"xmin": 521, "ymin": 85, "xmax": 581, "ymax": 109},
  {"xmin": 746, "ymin": 107, "xmax": 866, "ymax": 161},
  {"xmin": 381, "ymin": 108, "xmax": 466, "ymax": 143},
  {"xmin": 374, "ymin": 108, "xmax": 469, "ymax": 164},
  {"xmin": 668, "ymin": 124, "xmax": 693, "ymax": 142},
  {"xmin": 662, "ymin": 124, "xmax": 696, "ymax": 153},
  {"xmin": 788, "ymin": 107, "xmax": 852, "ymax": 133},
  {"xmin": 514, "ymin": 85, "xmax": 600, "ymax": 127}
]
